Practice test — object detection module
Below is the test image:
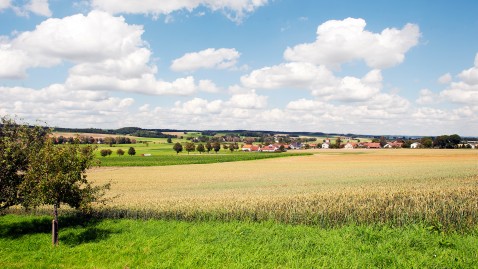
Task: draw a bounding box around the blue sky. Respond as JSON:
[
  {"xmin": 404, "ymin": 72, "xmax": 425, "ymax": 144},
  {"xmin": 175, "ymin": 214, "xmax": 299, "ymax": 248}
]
[{"xmin": 1, "ymin": 0, "xmax": 477, "ymax": 136}]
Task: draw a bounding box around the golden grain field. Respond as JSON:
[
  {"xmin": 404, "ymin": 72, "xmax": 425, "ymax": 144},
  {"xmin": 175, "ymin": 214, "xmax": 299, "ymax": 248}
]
[{"xmin": 87, "ymin": 149, "xmax": 478, "ymax": 229}]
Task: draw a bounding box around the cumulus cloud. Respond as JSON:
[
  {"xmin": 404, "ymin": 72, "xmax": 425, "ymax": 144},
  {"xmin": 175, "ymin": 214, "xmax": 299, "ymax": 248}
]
[
  {"xmin": 0, "ymin": 84, "xmax": 134, "ymax": 126},
  {"xmin": 90, "ymin": 0, "xmax": 268, "ymax": 23},
  {"xmin": 171, "ymin": 48, "xmax": 240, "ymax": 72},
  {"xmin": 283, "ymin": 17, "xmax": 420, "ymax": 69},
  {"xmin": 228, "ymin": 90, "xmax": 268, "ymax": 109},
  {"xmin": 242, "ymin": 62, "xmax": 382, "ymax": 102},
  {"xmin": 0, "ymin": 11, "xmax": 147, "ymax": 78},
  {"xmin": 440, "ymin": 53, "xmax": 478, "ymax": 104},
  {"xmin": 241, "ymin": 62, "xmax": 335, "ymax": 90}
]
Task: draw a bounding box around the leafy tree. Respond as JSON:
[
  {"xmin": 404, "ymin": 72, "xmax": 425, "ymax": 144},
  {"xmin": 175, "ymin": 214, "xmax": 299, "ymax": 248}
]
[
  {"xmin": 229, "ymin": 144, "xmax": 235, "ymax": 153},
  {"xmin": 116, "ymin": 148, "xmax": 125, "ymax": 156},
  {"xmin": 196, "ymin": 143, "xmax": 205, "ymax": 154},
  {"xmin": 185, "ymin": 142, "xmax": 195, "ymax": 154},
  {"xmin": 205, "ymin": 142, "xmax": 212, "ymax": 154},
  {"xmin": 379, "ymin": 136, "xmax": 387, "ymax": 147},
  {"xmin": 335, "ymin": 137, "xmax": 342, "ymax": 148},
  {"xmin": 279, "ymin": 145, "xmax": 285, "ymax": 152},
  {"xmin": 167, "ymin": 137, "xmax": 172, "ymax": 143},
  {"xmin": 128, "ymin": 147, "xmax": 136, "ymax": 156},
  {"xmin": 22, "ymin": 137, "xmax": 109, "ymax": 245},
  {"xmin": 213, "ymin": 142, "xmax": 221, "ymax": 154},
  {"xmin": 0, "ymin": 117, "xmax": 48, "ymax": 210},
  {"xmin": 100, "ymin": 149, "xmax": 109, "ymax": 157},
  {"xmin": 420, "ymin": 137, "xmax": 433, "ymax": 148},
  {"xmin": 173, "ymin": 142, "xmax": 183, "ymax": 154},
  {"xmin": 223, "ymin": 144, "xmax": 229, "ymax": 150}
]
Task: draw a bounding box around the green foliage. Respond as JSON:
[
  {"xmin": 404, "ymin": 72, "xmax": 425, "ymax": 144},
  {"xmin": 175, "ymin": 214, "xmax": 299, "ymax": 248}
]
[
  {"xmin": 213, "ymin": 142, "xmax": 221, "ymax": 153},
  {"xmin": 100, "ymin": 149, "xmax": 112, "ymax": 157},
  {"xmin": 21, "ymin": 138, "xmax": 109, "ymax": 213},
  {"xmin": 0, "ymin": 117, "xmax": 48, "ymax": 210},
  {"xmin": 185, "ymin": 142, "xmax": 195, "ymax": 154},
  {"xmin": 196, "ymin": 143, "xmax": 205, "ymax": 154},
  {"xmin": 173, "ymin": 142, "xmax": 183, "ymax": 154},
  {"xmin": 116, "ymin": 148, "xmax": 125, "ymax": 156},
  {"xmin": 127, "ymin": 147, "xmax": 136, "ymax": 156},
  {"xmin": 1, "ymin": 215, "xmax": 477, "ymax": 268},
  {"xmin": 205, "ymin": 142, "xmax": 212, "ymax": 153}
]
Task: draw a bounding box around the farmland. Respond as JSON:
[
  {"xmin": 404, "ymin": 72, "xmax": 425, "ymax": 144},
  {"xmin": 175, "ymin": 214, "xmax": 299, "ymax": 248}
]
[
  {"xmin": 84, "ymin": 149, "xmax": 478, "ymax": 230},
  {"xmin": 2, "ymin": 148, "xmax": 478, "ymax": 268}
]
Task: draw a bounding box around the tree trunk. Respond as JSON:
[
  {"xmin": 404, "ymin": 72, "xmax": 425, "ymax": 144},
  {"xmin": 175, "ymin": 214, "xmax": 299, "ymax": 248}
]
[{"xmin": 52, "ymin": 203, "xmax": 59, "ymax": 246}]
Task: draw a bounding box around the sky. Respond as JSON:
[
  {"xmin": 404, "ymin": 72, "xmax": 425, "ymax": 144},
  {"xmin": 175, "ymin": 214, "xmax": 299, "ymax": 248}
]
[{"xmin": 1, "ymin": 0, "xmax": 477, "ymax": 136}]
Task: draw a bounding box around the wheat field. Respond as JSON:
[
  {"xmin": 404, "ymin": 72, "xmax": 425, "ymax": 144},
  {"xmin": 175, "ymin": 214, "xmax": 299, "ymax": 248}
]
[{"xmin": 86, "ymin": 149, "xmax": 478, "ymax": 229}]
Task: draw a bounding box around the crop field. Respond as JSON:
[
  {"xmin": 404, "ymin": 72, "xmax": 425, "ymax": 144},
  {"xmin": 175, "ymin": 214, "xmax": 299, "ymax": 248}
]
[{"xmin": 80, "ymin": 149, "xmax": 478, "ymax": 230}]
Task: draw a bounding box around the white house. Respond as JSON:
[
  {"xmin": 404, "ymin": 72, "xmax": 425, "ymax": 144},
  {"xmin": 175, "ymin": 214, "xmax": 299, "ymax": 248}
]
[
  {"xmin": 410, "ymin": 142, "xmax": 421, "ymax": 149},
  {"xmin": 322, "ymin": 143, "xmax": 330, "ymax": 149}
]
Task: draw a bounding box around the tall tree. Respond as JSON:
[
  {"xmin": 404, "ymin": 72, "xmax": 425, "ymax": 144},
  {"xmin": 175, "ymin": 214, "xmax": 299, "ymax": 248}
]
[{"xmin": 128, "ymin": 147, "xmax": 136, "ymax": 156}]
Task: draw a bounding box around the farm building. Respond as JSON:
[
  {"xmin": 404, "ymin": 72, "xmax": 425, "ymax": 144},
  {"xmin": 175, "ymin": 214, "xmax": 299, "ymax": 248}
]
[
  {"xmin": 344, "ymin": 142, "xmax": 357, "ymax": 149},
  {"xmin": 410, "ymin": 142, "xmax": 422, "ymax": 149},
  {"xmin": 322, "ymin": 143, "xmax": 330, "ymax": 149},
  {"xmin": 260, "ymin": 145, "xmax": 279, "ymax": 152}
]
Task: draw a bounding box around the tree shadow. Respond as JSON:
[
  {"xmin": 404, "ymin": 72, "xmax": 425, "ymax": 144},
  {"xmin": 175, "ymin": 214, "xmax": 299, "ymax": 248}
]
[
  {"xmin": 61, "ymin": 226, "xmax": 119, "ymax": 246},
  {"xmin": 0, "ymin": 214, "xmax": 117, "ymax": 245}
]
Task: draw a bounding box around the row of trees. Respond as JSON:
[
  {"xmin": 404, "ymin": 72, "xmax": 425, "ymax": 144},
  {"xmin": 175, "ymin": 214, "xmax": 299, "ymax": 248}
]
[
  {"xmin": 0, "ymin": 117, "xmax": 110, "ymax": 245},
  {"xmin": 173, "ymin": 142, "xmax": 227, "ymax": 154},
  {"xmin": 99, "ymin": 147, "xmax": 136, "ymax": 157},
  {"xmin": 54, "ymin": 135, "xmax": 137, "ymax": 146}
]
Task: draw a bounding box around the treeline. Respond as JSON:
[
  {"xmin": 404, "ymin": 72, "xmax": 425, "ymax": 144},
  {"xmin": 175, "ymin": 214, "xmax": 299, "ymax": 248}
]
[
  {"xmin": 53, "ymin": 135, "xmax": 136, "ymax": 145},
  {"xmin": 53, "ymin": 127, "xmax": 176, "ymax": 139}
]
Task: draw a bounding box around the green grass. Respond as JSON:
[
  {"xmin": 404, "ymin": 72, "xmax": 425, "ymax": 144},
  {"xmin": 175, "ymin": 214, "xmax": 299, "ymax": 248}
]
[
  {"xmin": 1, "ymin": 214, "xmax": 477, "ymax": 268},
  {"xmin": 97, "ymin": 151, "xmax": 313, "ymax": 166}
]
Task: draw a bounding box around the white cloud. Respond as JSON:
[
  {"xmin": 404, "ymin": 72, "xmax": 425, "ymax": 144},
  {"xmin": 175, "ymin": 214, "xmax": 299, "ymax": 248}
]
[
  {"xmin": 66, "ymin": 74, "xmax": 199, "ymax": 96},
  {"xmin": 241, "ymin": 62, "xmax": 335, "ymax": 90},
  {"xmin": 0, "ymin": 84, "xmax": 134, "ymax": 127},
  {"xmin": 228, "ymin": 90, "xmax": 267, "ymax": 109},
  {"xmin": 0, "ymin": 0, "xmax": 10, "ymax": 10},
  {"xmin": 0, "ymin": 0, "xmax": 51, "ymax": 17},
  {"xmin": 198, "ymin": 79, "xmax": 221, "ymax": 93},
  {"xmin": 0, "ymin": 11, "xmax": 147, "ymax": 78},
  {"xmin": 438, "ymin": 73, "xmax": 452, "ymax": 84},
  {"xmin": 90, "ymin": 0, "xmax": 268, "ymax": 23},
  {"xmin": 25, "ymin": 0, "xmax": 52, "ymax": 17},
  {"xmin": 283, "ymin": 17, "xmax": 420, "ymax": 69},
  {"xmin": 242, "ymin": 62, "xmax": 382, "ymax": 102},
  {"xmin": 416, "ymin": 88, "xmax": 438, "ymax": 105},
  {"xmin": 440, "ymin": 53, "xmax": 478, "ymax": 105},
  {"xmin": 171, "ymin": 48, "xmax": 240, "ymax": 72}
]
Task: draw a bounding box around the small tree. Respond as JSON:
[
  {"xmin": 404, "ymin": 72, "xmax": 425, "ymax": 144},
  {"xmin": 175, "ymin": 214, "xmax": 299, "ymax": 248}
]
[
  {"xmin": 100, "ymin": 149, "xmax": 109, "ymax": 157},
  {"xmin": 22, "ymin": 137, "xmax": 109, "ymax": 246},
  {"xmin": 185, "ymin": 142, "xmax": 195, "ymax": 154},
  {"xmin": 205, "ymin": 142, "xmax": 212, "ymax": 154},
  {"xmin": 173, "ymin": 142, "xmax": 183, "ymax": 154},
  {"xmin": 116, "ymin": 148, "xmax": 125, "ymax": 156},
  {"xmin": 213, "ymin": 142, "xmax": 221, "ymax": 154},
  {"xmin": 167, "ymin": 137, "xmax": 172, "ymax": 143},
  {"xmin": 128, "ymin": 147, "xmax": 136, "ymax": 156},
  {"xmin": 229, "ymin": 144, "xmax": 235, "ymax": 153},
  {"xmin": 197, "ymin": 143, "xmax": 205, "ymax": 154}
]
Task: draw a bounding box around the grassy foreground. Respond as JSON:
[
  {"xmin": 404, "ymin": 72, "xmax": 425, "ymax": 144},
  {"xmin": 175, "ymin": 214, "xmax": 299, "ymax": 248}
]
[{"xmin": 1, "ymin": 214, "xmax": 477, "ymax": 268}]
